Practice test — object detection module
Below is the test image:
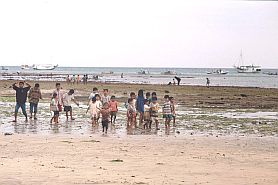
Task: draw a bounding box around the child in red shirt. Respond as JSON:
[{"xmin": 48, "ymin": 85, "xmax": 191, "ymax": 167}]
[{"xmin": 109, "ymin": 95, "xmax": 118, "ymax": 124}]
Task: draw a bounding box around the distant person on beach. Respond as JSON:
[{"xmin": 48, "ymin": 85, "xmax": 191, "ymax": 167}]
[
  {"xmin": 71, "ymin": 75, "xmax": 76, "ymax": 85},
  {"xmin": 162, "ymin": 95, "xmax": 172, "ymax": 133},
  {"xmin": 109, "ymin": 95, "xmax": 118, "ymax": 124},
  {"xmin": 121, "ymin": 73, "xmax": 124, "ymax": 78},
  {"xmin": 52, "ymin": 83, "xmax": 63, "ymax": 112},
  {"xmin": 206, "ymin": 78, "xmax": 210, "ymax": 87},
  {"xmin": 82, "ymin": 75, "xmax": 86, "ymax": 85},
  {"xmin": 28, "ymin": 83, "xmax": 42, "ymax": 120},
  {"xmin": 87, "ymin": 96, "xmax": 98, "ymax": 126},
  {"xmin": 127, "ymin": 98, "xmax": 136, "ymax": 128},
  {"xmin": 62, "ymin": 89, "xmax": 79, "ymax": 121},
  {"xmin": 150, "ymin": 97, "xmax": 159, "ymax": 130},
  {"xmin": 66, "ymin": 75, "xmax": 70, "ymax": 84},
  {"xmin": 50, "ymin": 93, "xmax": 59, "ymax": 124},
  {"xmin": 100, "ymin": 102, "xmax": 110, "ymax": 134},
  {"xmin": 169, "ymin": 96, "xmax": 176, "ymax": 127},
  {"xmin": 12, "ymin": 81, "xmax": 31, "ymax": 122},
  {"xmin": 101, "ymin": 89, "xmax": 111, "ymax": 104},
  {"xmin": 174, "ymin": 76, "xmax": 181, "ymax": 85},
  {"xmin": 85, "ymin": 74, "xmax": 88, "ymax": 84},
  {"xmin": 136, "ymin": 89, "xmax": 145, "ymax": 126},
  {"xmin": 173, "ymin": 79, "xmax": 176, "ymax": 85},
  {"xmin": 77, "ymin": 75, "xmax": 80, "ymax": 85}
]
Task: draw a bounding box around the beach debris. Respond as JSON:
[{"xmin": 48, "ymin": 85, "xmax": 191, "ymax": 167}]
[
  {"xmin": 4, "ymin": 132, "xmax": 13, "ymax": 136},
  {"xmin": 176, "ymin": 131, "xmax": 180, "ymax": 134},
  {"xmin": 61, "ymin": 140, "xmax": 73, "ymax": 144},
  {"xmin": 240, "ymin": 94, "xmax": 248, "ymax": 97},
  {"xmin": 54, "ymin": 166, "xmax": 67, "ymax": 168},
  {"xmin": 110, "ymin": 159, "xmax": 123, "ymax": 162},
  {"xmin": 81, "ymin": 139, "xmax": 100, "ymax": 143},
  {"xmin": 156, "ymin": 162, "xmax": 164, "ymax": 165},
  {"xmin": 164, "ymin": 90, "xmax": 170, "ymax": 93}
]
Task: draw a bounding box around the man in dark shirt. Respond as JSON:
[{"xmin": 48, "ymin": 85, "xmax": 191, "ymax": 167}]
[
  {"xmin": 12, "ymin": 81, "xmax": 31, "ymax": 122},
  {"xmin": 174, "ymin": 76, "xmax": 181, "ymax": 86}
]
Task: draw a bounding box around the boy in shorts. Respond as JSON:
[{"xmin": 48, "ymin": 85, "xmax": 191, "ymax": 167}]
[
  {"xmin": 100, "ymin": 102, "xmax": 110, "ymax": 134},
  {"xmin": 62, "ymin": 89, "xmax": 79, "ymax": 120},
  {"xmin": 162, "ymin": 95, "xmax": 172, "ymax": 131}
]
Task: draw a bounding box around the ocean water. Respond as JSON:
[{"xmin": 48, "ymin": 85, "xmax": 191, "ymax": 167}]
[{"xmin": 1, "ymin": 66, "xmax": 278, "ymax": 88}]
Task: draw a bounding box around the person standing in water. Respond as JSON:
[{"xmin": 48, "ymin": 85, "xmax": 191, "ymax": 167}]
[
  {"xmin": 206, "ymin": 78, "xmax": 210, "ymax": 87},
  {"xmin": 28, "ymin": 83, "xmax": 42, "ymax": 120},
  {"xmin": 12, "ymin": 81, "xmax": 31, "ymax": 122}
]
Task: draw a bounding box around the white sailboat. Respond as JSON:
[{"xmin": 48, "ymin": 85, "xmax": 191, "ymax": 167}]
[
  {"xmin": 234, "ymin": 51, "xmax": 261, "ymax": 73},
  {"xmin": 33, "ymin": 64, "xmax": 58, "ymax": 70},
  {"xmin": 207, "ymin": 69, "xmax": 228, "ymax": 75}
]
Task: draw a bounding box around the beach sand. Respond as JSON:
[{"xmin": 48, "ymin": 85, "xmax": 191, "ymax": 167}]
[
  {"xmin": 0, "ymin": 134, "xmax": 277, "ymax": 185},
  {"xmin": 0, "ymin": 80, "xmax": 278, "ymax": 184}
]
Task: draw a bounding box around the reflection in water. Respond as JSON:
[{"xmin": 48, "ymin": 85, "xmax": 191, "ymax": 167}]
[
  {"xmin": 14, "ymin": 123, "xmax": 27, "ymax": 134},
  {"xmin": 50, "ymin": 123, "xmax": 60, "ymax": 134},
  {"xmin": 28, "ymin": 120, "xmax": 38, "ymax": 134}
]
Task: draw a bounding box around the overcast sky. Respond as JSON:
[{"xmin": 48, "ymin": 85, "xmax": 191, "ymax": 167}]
[{"xmin": 0, "ymin": 0, "xmax": 277, "ymax": 68}]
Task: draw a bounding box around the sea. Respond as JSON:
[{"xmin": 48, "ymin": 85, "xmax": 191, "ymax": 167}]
[{"xmin": 1, "ymin": 66, "xmax": 278, "ymax": 88}]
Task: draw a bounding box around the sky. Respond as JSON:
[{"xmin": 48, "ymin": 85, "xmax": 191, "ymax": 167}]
[{"xmin": 0, "ymin": 0, "xmax": 277, "ymax": 68}]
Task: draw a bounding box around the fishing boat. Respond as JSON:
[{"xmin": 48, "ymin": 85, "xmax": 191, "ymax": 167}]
[
  {"xmin": 207, "ymin": 69, "xmax": 228, "ymax": 75},
  {"xmin": 234, "ymin": 51, "xmax": 261, "ymax": 73},
  {"xmin": 138, "ymin": 69, "xmax": 150, "ymax": 75},
  {"xmin": 1, "ymin": 66, "xmax": 8, "ymax": 71},
  {"xmin": 21, "ymin": 65, "xmax": 30, "ymax": 70},
  {"xmin": 33, "ymin": 64, "xmax": 58, "ymax": 70},
  {"xmin": 101, "ymin": 71, "xmax": 114, "ymax": 74},
  {"xmin": 161, "ymin": 70, "xmax": 177, "ymax": 75}
]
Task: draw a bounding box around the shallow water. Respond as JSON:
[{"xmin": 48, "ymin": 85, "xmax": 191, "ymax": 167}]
[
  {"xmin": 0, "ymin": 102, "xmax": 277, "ymax": 137},
  {"xmin": 1, "ymin": 66, "xmax": 278, "ymax": 88}
]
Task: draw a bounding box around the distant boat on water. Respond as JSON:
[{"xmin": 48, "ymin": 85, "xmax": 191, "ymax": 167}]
[
  {"xmin": 207, "ymin": 69, "xmax": 228, "ymax": 75},
  {"xmin": 161, "ymin": 70, "xmax": 177, "ymax": 75},
  {"xmin": 138, "ymin": 69, "xmax": 150, "ymax": 75},
  {"xmin": 21, "ymin": 65, "xmax": 30, "ymax": 70},
  {"xmin": 33, "ymin": 64, "xmax": 58, "ymax": 70},
  {"xmin": 1, "ymin": 66, "xmax": 8, "ymax": 71},
  {"xmin": 234, "ymin": 51, "xmax": 261, "ymax": 73}
]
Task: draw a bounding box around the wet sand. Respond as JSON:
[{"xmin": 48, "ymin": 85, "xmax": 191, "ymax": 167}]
[
  {"xmin": 0, "ymin": 80, "xmax": 278, "ymax": 184},
  {"xmin": 1, "ymin": 80, "xmax": 278, "ymax": 109}
]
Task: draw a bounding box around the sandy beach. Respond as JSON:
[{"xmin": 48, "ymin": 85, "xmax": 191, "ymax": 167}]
[
  {"xmin": 0, "ymin": 80, "xmax": 278, "ymax": 184},
  {"xmin": 0, "ymin": 134, "xmax": 277, "ymax": 185}
]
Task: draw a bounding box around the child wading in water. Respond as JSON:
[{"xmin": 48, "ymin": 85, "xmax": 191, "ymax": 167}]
[
  {"xmin": 136, "ymin": 90, "xmax": 145, "ymax": 127},
  {"xmin": 62, "ymin": 89, "xmax": 79, "ymax": 121},
  {"xmin": 95, "ymin": 94, "xmax": 102, "ymax": 123},
  {"xmin": 50, "ymin": 93, "xmax": 59, "ymax": 124},
  {"xmin": 143, "ymin": 99, "xmax": 151, "ymax": 129},
  {"xmin": 109, "ymin": 95, "xmax": 118, "ymax": 124},
  {"xmin": 150, "ymin": 96, "xmax": 159, "ymax": 130},
  {"xmin": 87, "ymin": 96, "xmax": 99, "ymax": 126},
  {"xmin": 169, "ymin": 96, "xmax": 176, "ymax": 127},
  {"xmin": 127, "ymin": 98, "xmax": 136, "ymax": 128},
  {"xmin": 100, "ymin": 102, "xmax": 110, "ymax": 134},
  {"xmin": 162, "ymin": 95, "xmax": 172, "ymax": 133}
]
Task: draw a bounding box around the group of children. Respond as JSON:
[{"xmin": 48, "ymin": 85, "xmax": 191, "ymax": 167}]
[
  {"xmin": 13, "ymin": 81, "xmax": 176, "ymax": 134},
  {"xmin": 126, "ymin": 90, "xmax": 176, "ymax": 131}
]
